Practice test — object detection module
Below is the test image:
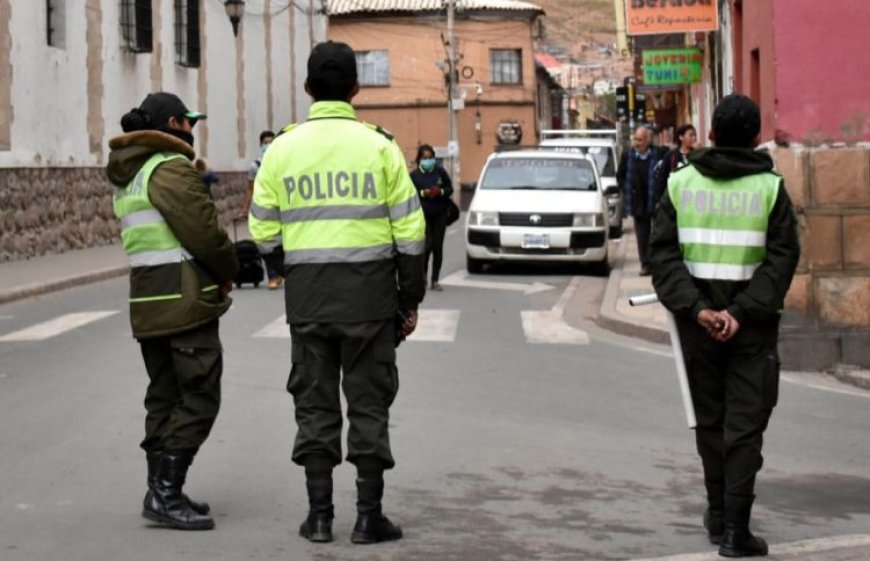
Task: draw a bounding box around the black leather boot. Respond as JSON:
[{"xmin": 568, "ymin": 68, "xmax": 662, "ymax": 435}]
[
  {"xmin": 719, "ymin": 495, "xmax": 768, "ymax": 557},
  {"xmin": 146, "ymin": 451, "xmax": 210, "ymax": 515},
  {"xmin": 351, "ymin": 478, "xmax": 402, "ymax": 544},
  {"xmin": 704, "ymin": 481, "xmax": 725, "ymax": 545},
  {"xmin": 299, "ymin": 478, "xmax": 334, "ymax": 543},
  {"xmin": 142, "ymin": 451, "xmax": 215, "ymax": 530}
]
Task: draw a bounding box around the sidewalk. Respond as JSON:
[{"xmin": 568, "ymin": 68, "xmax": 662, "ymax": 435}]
[
  {"xmin": 0, "ymin": 244, "xmax": 129, "ymax": 305},
  {"xmin": 596, "ymin": 232, "xmax": 669, "ymax": 345}
]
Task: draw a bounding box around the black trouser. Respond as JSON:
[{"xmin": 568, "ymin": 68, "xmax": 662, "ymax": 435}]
[
  {"xmin": 138, "ymin": 321, "xmax": 223, "ymax": 453},
  {"xmin": 633, "ymin": 214, "xmax": 652, "ymax": 268},
  {"xmin": 288, "ymin": 320, "xmax": 399, "ymax": 470},
  {"xmin": 677, "ymin": 316, "xmax": 780, "ymax": 498},
  {"xmin": 424, "ymin": 211, "xmax": 448, "ymax": 283}
]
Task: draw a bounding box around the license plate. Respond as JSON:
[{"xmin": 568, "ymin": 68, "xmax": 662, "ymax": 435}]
[{"xmin": 522, "ymin": 234, "xmax": 550, "ymax": 249}]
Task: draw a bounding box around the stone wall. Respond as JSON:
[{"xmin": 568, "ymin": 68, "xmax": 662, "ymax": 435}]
[
  {"xmin": 0, "ymin": 167, "xmax": 247, "ymax": 263},
  {"xmin": 775, "ymin": 146, "xmax": 870, "ymax": 369}
]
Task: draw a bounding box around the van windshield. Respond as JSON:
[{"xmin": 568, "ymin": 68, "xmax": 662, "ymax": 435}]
[
  {"xmin": 480, "ymin": 158, "xmax": 597, "ymax": 191},
  {"xmin": 541, "ymin": 145, "xmax": 616, "ymax": 177}
]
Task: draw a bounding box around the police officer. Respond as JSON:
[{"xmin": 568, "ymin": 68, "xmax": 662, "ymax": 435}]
[
  {"xmin": 107, "ymin": 92, "xmax": 239, "ymax": 531},
  {"xmin": 249, "ymin": 42, "xmax": 426, "ymax": 544},
  {"xmin": 649, "ymin": 95, "xmax": 800, "ymax": 557}
]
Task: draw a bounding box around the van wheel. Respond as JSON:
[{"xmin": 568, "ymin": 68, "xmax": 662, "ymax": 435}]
[
  {"xmin": 609, "ymin": 224, "xmax": 623, "ymax": 239},
  {"xmin": 466, "ymin": 255, "xmax": 486, "ymax": 274}
]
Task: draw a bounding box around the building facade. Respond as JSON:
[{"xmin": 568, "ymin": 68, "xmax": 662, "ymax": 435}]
[
  {"xmin": 327, "ymin": 0, "xmax": 544, "ymax": 187},
  {"xmin": 0, "ymin": 0, "xmax": 326, "ymax": 261}
]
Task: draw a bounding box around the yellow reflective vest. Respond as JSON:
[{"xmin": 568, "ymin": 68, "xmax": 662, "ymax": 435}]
[{"xmin": 249, "ymin": 101, "xmax": 426, "ymax": 323}]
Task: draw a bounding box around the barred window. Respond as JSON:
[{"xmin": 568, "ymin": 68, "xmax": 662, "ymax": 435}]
[
  {"xmin": 120, "ymin": 0, "xmax": 153, "ymax": 53},
  {"xmin": 174, "ymin": 0, "xmax": 200, "ymax": 68},
  {"xmin": 46, "ymin": 0, "xmax": 66, "ymax": 48},
  {"xmin": 490, "ymin": 49, "xmax": 522, "ymax": 85},
  {"xmin": 355, "ymin": 51, "xmax": 390, "ymax": 87}
]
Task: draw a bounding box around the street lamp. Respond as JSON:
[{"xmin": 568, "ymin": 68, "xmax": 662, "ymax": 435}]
[{"xmin": 224, "ymin": 0, "xmax": 245, "ymax": 37}]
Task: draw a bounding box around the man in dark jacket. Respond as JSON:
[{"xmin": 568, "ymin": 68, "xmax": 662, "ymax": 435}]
[
  {"xmin": 617, "ymin": 126, "xmax": 665, "ymax": 275},
  {"xmin": 649, "ymin": 95, "xmax": 800, "ymax": 557},
  {"xmin": 107, "ymin": 92, "xmax": 239, "ymax": 531}
]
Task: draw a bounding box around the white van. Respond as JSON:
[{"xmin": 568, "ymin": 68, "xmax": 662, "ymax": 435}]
[
  {"xmin": 539, "ymin": 130, "xmax": 623, "ymax": 239},
  {"xmin": 465, "ymin": 150, "xmax": 609, "ymax": 273}
]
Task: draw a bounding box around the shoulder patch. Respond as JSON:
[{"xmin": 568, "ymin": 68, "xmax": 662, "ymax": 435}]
[{"xmin": 363, "ymin": 122, "xmax": 395, "ymax": 141}]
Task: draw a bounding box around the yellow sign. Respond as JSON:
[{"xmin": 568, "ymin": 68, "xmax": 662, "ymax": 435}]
[{"xmin": 625, "ymin": 0, "xmax": 719, "ymax": 36}]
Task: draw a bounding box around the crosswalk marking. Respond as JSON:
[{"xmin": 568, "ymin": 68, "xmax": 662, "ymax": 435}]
[
  {"xmin": 252, "ymin": 314, "xmax": 290, "ymax": 339},
  {"xmin": 521, "ymin": 310, "xmax": 590, "ymax": 345},
  {"xmin": 0, "ymin": 311, "xmax": 119, "ymax": 342},
  {"xmin": 407, "ymin": 309, "xmax": 460, "ymax": 342}
]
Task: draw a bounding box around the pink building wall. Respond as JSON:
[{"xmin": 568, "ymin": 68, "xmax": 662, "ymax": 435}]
[
  {"xmin": 736, "ymin": 0, "xmax": 870, "ymax": 143},
  {"xmin": 772, "ymin": 0, "xmax": 870, "ymax": 143}
]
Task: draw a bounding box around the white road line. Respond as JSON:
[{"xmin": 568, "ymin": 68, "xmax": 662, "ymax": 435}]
[
  {"xmin": 552, "ymin": 276, "xmax": 581, "ymax": 315},
  {"xmin": 521, "ymin": 310, "xmax": 589, "ymax": 345},
  {"xmin": 0, "ymin": 311, "xmax": 119, "ymax": 342},
  {"xmin": 782, "ymin": 373, "xmax": 870, "ymax": 399},
  {"xmin": 252, "ymin": 315, "xmax": 290, "ymax": 339},
  {"xmin": 447, "ymin": 227, "xmax": 459, "ymax": 236},
  {"xmin": 440, "ymin": 270, "xmax": 554, "ymax": 294},
  {"xmin": 0, "ymin": 315, "xmax": 14, "ymax": 320},
  {"xmin": 407, "ymin": 309, "xmax": 460, "ymax": 342},
  {"xmin": 629, "ymin": 534, "xmax": 870, "ymax": 561}
]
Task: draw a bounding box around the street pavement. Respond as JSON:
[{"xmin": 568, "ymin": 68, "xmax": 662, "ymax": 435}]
[{"xmin": 1, "ymin": 226, "xmax": 869, "ymax": 560}]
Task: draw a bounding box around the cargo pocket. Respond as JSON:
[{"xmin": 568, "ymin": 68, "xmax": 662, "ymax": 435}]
[
  {"xmin": 374, "ymin": 346, "xmax": 399, "ymax": 407},
  {"xmin": 763, "ymin": 353, "xmax": 780, "ymax": 410},
  {"xmin": 286, "ymin": 341, "xmax": 306, "ymax": 395}
]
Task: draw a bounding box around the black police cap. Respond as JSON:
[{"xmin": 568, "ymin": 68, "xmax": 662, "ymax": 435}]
[
  {"xmin": 712, "ymin": 94, "xmax": 761, "ymax": 147},
  {"xmin": 307, "ymin": 41, "xmax": 358, "ymax": 84}
]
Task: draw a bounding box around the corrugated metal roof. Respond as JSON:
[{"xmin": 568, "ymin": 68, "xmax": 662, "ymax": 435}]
[{"xmin": 328, "ymin": 0, "xmax": 544, "ymax": 17}]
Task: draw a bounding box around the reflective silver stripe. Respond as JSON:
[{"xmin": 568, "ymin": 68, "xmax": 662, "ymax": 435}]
[
  {"xmin": 389, "ymin": 195, "xmax": 422, "ymax": 221},
  {"xmin": 284, "ymin": 244, "xmax": 394, "ymax": 265},
  {"xmin": 395, "ymin": 239, "xmax": 425, "ymax": 256},
  {"xmin": 685, "ymin": 262, "xmax": 760, "ymax": 281},
  {"xmin": 129, "ymin": 248, "xmax": 193, "ymax": 267},
  {"xmin": 280, "ymin": 204, "xmax": 389, "ymax": 223},
  {"xmin": 679, "ymin": 228, "xmax": 766, "ymax": 247},
  {"xmin": 256, "ymin": 234, "xmax": 283, "ymax": 253},
  {"xmin": 120, "ymin": 209, "xmax": 165, "ymax": 231},
  {"xmin": 250, "ymin": 202, "xmax": 281, "ymax": 221}
]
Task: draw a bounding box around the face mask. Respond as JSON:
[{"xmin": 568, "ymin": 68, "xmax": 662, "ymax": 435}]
[
  {"xmin": 260, "ymin": 144, "xmax": 270, "ymax": 157},
  {"xmin": 420, "ymin": 158, "xmax": 436, "ymax": 172},
  {"xmin": 160, "ymin": 126, "xmax": 195, "ymax": 148}
]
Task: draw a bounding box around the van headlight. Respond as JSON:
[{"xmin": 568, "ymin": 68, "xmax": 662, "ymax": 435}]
[
  {"xmin": 469, "ymin": 211, "xmax": 499, "ymax": 226},
  {"xmin": 573, "ymin": 213, "xmax": 604, "ymax": 227}
]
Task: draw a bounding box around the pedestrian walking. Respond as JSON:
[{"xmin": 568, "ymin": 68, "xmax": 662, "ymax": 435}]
[
  {"xmin": 649, "ymin": 94, "xmax": 800, "ymax": 557},
  {"xmin": 654, "ymin": 124, "xmax": 697, "ymax": 203},
  {"xmin": 411, "ymin": 143, "xmax": 454, "ymax": 291},
  {"xmin": 617, "ymin": 126, "xmax": 664, "ymax": 275},
  {"xmin": 248, "ymin": 41, "xmax": 426, "ymax": 544},
  {"xmin": 107, "ymin": 92, "xmax": 239, "ymax": 531},
  {"xmin": 242, "ymin": 130, "xmax": 285, "ymax": 289}
]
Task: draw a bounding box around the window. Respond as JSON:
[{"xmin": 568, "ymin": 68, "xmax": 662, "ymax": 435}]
[
  {"xmin": 46, "ymin": 0, "xmax": 66, "ymax": 48},
  {"xmin": 490, "ymin": 49, "xmax": 522, "ymax": 85},
  {"xmin": 174, "ymin": 0, "xmax": 200, "ymax": 68},
  {"xmin": 120, "ymin": 0, "xmax": 153, "ymax": 53},
  {"xmin": 355, "ymin": 51, "xmax": 390, "ymax": 87}
]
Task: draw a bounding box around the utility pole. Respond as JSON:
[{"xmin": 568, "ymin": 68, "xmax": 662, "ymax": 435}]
[{"xmin": 446, "ymin": 0, "xmax": 460, "ymax": 189}]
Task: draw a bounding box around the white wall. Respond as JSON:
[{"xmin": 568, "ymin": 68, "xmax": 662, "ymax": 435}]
[{"xmin": 0, "ymin": 0, "xmax": 325, "ymax": 170}]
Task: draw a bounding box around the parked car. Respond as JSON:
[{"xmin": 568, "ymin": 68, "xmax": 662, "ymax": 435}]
[
  {"xmin": 539, "ymin": 130, "xmax": 623, "ymax": 239},
  {"xmin": 465, "ymin": 149, "xmax": 609, "ymax": 273}
]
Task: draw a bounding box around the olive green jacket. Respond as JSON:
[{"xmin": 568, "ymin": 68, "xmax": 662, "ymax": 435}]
[{"xmin": 107, "ymin": 131, "xmax": 238, "ymax": 339}]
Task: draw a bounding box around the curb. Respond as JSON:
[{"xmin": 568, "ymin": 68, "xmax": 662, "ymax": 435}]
[
  {"xmin": 595, "ymin": 238, "xmax": 670, "ymax": 345},
  {"xmin": 832, "ymin": 366, "xmax": 870, "ymax": 391},
  {"xmin": 0, "ymin": 265, "xmax": 129, "ymax": 306}
]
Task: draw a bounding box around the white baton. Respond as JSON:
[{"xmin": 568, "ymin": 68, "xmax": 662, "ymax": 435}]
[{"xmin": 630, "ymin": 293, "xmax": 697, "ymax": 429}]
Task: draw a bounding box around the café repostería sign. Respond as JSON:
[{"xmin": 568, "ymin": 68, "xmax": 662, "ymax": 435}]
[
  {"xmin": 643, "ymin": 48, "xmax": 703, "ymax": 85},
  {"xmin": 626, "ymin": 0, "xmax": 719, "ymax": 35}
]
